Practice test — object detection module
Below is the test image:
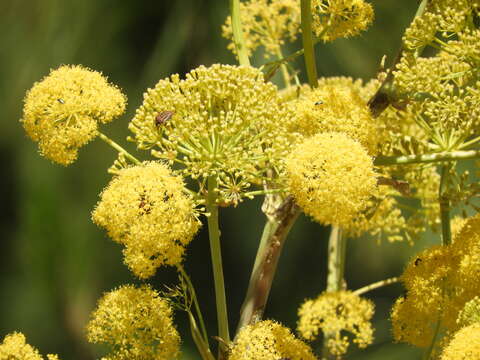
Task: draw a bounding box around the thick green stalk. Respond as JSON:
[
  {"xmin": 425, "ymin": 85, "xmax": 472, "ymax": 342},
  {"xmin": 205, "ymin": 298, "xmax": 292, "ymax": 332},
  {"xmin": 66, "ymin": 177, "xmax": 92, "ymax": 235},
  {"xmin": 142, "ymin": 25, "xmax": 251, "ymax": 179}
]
[
  {"xmin": 98, "ymin": 132, "xmax": 141, "ymax": 165},
  {"xmin": 374, "ymin": 149, "xmax": 480, "ymax": 167},
  {"xmin": 236, "ymin": 196, "xmax": 300, "ymax": 333},
  {"xmin": 205, "ymin": 176, "xmax": 230, "ymax": 359},
  {"xmin": 323, "ymin": 226, "xmax": 346, "ymax": 359},
  {"xmin": 229, "ymin": 0, "xmax": 250, "ymax": 66},
  {"xmin": 439, "ymin": 165, "xmax": 452, "ymax": 246},
  {"xmin": 300, "ymin": 0, "xmax": 318, "ymax": 88}
]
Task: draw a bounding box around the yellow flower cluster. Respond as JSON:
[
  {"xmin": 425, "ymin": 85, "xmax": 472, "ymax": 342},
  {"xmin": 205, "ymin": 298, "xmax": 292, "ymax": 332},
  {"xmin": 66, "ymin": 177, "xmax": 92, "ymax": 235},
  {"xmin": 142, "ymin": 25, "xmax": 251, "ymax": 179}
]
[
  {"xmin": 288, "ymin": 77, "xmax": 379, "ymax": 154},
  {"xmin": 440, "ymin": 323, "xmax": 480, "ymax": 360},
  {"xmin": 222, "ymin": 0, "xmax": 300, "ymax": 58},
  {"xmin": 392, "ymin": 213, "xmax": 480, "ymax": 347},
  {"xmin": 457, "ymin": 297, "xmax": 480, "ymax": 328},
  {"xmin": 297, "ymin": 291, "xmax": 374, "ymax": 357},
  {"xmin": 86, "ymin": 284, "xmax": 180, "ymax": 360},
  {"xmin": 92, "ymin": 162, "xmax": 200, "ymax": 279},
  {"xmin": 286, "ymin": 132, "xmax": 377, "ymax": 227},
  {"xmin": 129, "ymin": 64, "xmax": 292, "ymax": 205},
  {"xmin": 0, "ymin": 332, "xmax": 59, "ymax": 360},
  {"xmin": 311, "ymin": 0, "xmax": 374, "ymax": 42},
  {"xmin": 22, "ymin": 65, "xmax": 126, "ymax": 165},
  {"xmin": 229, "ymin": 320, "xmax": 316, "ymax": 360}
]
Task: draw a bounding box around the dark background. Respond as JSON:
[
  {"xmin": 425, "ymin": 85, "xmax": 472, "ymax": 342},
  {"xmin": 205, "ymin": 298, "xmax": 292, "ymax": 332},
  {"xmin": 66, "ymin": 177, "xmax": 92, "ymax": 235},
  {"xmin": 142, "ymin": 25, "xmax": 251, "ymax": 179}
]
[{"xmin": 1, "ymin": 1, "xmax": 434, "ymax": 358}]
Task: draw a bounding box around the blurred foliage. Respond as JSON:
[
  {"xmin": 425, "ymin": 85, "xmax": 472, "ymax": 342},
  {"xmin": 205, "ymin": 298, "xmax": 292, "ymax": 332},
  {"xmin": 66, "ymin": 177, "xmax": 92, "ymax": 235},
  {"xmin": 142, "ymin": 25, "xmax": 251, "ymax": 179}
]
[{"xmin": 0, "ymin": 0, "xmax": 434, "ymax": 358}]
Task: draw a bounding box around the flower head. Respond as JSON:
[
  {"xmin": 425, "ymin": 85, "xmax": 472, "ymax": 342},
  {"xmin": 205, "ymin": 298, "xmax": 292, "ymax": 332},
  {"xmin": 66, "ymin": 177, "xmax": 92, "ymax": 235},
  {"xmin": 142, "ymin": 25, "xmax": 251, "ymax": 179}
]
[
  {"xmin": 312, "ymin": 0, "xmax": 374, "ymax": 42},
  {"xmin": 440, "ymin": 323, "xmax": 480, "ymax": 360},
  {"xmin": 288, "ymin": 77, "xmax": 379, "ymax": 154},
  {"xmin": 129, "ymin": 64, "xmax": 292, "ymax": 205},
  {"xmin": 86, "ymin": 284, "xmax": 180, "ymax": 360},
  {"xmin": 0, "ymin": 332, "xmax": 60, "ymax": 360},
  {"xmin": 229, "ymin": 320, "xmax": 316, "ymax": 360},
  {"xmin": 22, "ymin": 65, "xmax": 126, "ymax": 165},
  {"xmin": 92, "ymin": 162, "xmax": 200, "ymax": 279},
  {"xmin": 222, "ymin": 0, "xmax": 300, "ymax": 58},
  {"xmin": 286, "ymin": 132, "xmax": 377, "ymax": 226},
  {"xmin": 297, "ymin": 291, "xmax": 374, "ymax": 356}
]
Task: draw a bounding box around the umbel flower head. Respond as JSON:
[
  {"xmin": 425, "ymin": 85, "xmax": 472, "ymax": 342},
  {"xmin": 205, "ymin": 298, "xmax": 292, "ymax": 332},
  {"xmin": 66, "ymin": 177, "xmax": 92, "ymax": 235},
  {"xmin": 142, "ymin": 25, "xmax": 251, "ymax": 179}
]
[
  {"xmin": 297, "ymin": 291, "xmax": 375, "ymax": 357},
  {"xmin": 440, "ymin": 323, "xmax": 480, "ymax": 360},
  {"xmin": 229, "ymin": 320, "xmax": 316, "ymax": 360},
  {"xmin": 312, "ymin": 0, "xmax": 374, "ymax": 42},
  {"xmin": 129, "ymin": 64, "xmax": 292, "ymax": 205},
  {"xmin": 92, "ymin": 162, "xmax": 200, "ymax": 279},
  {"xmin": 286, "ymin": 132, "xmax": 377, "ymax": 227},
  {"xmin": 86, "ymin": 284, "xmax": 180, "ymax": 360},
  {"xmin": 21, "ymin": 65, "xmax": 126, "ymax": 165},
  {"xmin": 222, "ymin": 0, "xmax": 300, "ymax": 58},
  {"xmin": 288, "ymin": 77, "xmax": 379, "ymax": 154},
  {"xmin": 0, "ymin": 332, "xmax": 60, "ymax": 360}
]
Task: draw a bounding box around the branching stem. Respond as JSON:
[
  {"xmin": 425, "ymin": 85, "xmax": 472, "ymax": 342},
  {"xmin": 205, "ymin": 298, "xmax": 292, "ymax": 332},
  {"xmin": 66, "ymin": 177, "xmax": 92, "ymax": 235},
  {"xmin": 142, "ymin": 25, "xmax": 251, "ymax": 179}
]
[{"xmin": 98, "ymin": 132, "xmax": 141, "ymax": 165}]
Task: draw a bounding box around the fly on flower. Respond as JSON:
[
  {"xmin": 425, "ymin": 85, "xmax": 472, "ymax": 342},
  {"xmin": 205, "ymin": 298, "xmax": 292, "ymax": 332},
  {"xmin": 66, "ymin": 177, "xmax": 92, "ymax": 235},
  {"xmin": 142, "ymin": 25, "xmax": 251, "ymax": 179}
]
[{"xmin": 155, "ymin": 110, "xmax": 174, "ymax": 127}]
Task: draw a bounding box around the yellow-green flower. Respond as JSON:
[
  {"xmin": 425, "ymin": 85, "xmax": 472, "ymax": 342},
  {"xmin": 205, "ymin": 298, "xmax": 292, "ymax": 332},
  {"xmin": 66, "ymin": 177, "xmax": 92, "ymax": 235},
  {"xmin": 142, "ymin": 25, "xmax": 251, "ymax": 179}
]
[
  {"xmin": 440, "ymin": 323, "xmax": 480, "ymax": 360},
  {"xmin": 92, "ymin": 162, "xmax": 200, "ymax": 279},
  {"xmin": 222, "ymin": 0, "xmax": 300, "ymax": 58},
  {"xmin": 86, "ymin": 284, "xmax": 180, "ymax": 360},
  {"xmin": 286, "ymin": 132, "xmax": 377, "ymax": 227},
  {"xmin": 312, "ymin": 0, "xmax": 374, "ymax": 42},
  {"xmin": 230, "ymin": 320, "xmax": 316, "ymax": 360},
  {"xmin": 0, "ymin": 332, "xmax": 60, "ymax": 360},
  {"xmin": 22, "ymin": 65, "xmax": 126, "ymax": 165},
  {"xmin": 297, "ymin": 291, "xmax": 374, "ymax": 356},
  {"xmin": 129, "ymin": 64, "xmax": 292, "ymax": 205},
  {"xmin": 288, "ymin": 77, "xmax": 379, "ymax": 154}
]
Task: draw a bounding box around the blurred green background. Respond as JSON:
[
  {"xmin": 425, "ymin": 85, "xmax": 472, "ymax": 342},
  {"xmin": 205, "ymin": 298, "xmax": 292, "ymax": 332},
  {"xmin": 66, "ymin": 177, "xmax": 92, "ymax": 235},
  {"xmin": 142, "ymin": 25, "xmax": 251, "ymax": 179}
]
[{"xmin": 0, "ymin": 0, "xmax": 434, "ymax": 359}]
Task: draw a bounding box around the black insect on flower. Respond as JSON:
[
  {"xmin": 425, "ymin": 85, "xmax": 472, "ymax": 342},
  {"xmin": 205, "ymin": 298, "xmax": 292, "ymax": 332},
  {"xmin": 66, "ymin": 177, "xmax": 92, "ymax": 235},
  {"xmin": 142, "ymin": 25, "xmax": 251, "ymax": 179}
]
[{"xmin": 155, "ymin": 110, "xmax": 175, "ymax": 126}]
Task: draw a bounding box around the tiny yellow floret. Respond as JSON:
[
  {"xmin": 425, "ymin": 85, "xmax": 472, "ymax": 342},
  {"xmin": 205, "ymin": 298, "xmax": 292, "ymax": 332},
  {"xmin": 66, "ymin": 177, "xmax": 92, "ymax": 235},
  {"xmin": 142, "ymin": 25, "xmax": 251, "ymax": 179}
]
[
  {"xmin": 286, "ymin": 132, "xmax": 377, "ymax": 226},
  {"xmin": 297, "ymin": 291, "xmax": 374, "ymax": 357},
  {"xmin": 22, "ymin": 65, "xmax": 126, "ymax": 165},
  {"xmin": 86, "ymin": 284, "xmax": 180, "ymax": 360},
  {"xmin": 230, "ymin": 320, "xmax": 316, "ymax": 360},
  {"xmin": 92, "ymin": 162, "xmax": 200, "ymax": 279},
  {"xmin": 0, "ymin": 332, "xmax": 60, "ymax": 360}
]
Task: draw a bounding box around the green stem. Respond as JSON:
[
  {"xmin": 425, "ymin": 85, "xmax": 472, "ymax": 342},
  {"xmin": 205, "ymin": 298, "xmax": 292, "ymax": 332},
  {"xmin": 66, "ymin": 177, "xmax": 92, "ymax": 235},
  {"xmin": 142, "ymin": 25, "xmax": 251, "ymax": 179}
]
[
  {"xmin": 300, "ymin": 0, "xmax": 318, "ymax": 88},
  {"xmin": 98, "ymin": 132, "xmax": 141, "ymax": 165},
  {"xmin": 236, "ymin": 196, "xmax": 300, "ymax": 333},
  {"xmin": 439, "ymin": 165, "xmax": 452, "ymax": 246},
  {"xmin": 205, "ymin": 176, "xmax": 230, "ymax": 359},
  {"xmin": 353, "ymin": 277, "xmax": 400, "ymax": 296},
  {"xmin": 275, "ymin": 48, "xmax": 292, "ymax": 88},
  {"xmin": 229, "ymin": 0, "xmax": 250, "ymax": 66},
  {"xmin": 323, "ymin": 226, "xmax": 346, "ymax": 359},
  {"xmin": 374, "ymin": 149, "xmax": 480, "ymax": 166}
]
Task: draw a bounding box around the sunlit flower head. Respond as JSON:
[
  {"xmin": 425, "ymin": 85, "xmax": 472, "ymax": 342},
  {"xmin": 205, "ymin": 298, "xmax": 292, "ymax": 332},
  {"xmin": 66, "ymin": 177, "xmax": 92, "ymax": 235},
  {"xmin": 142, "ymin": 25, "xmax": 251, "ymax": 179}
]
[
  {"xmin": 230, "ymin": 320, "xmax": 316, "ymax": 360},
  {"xmin": 92, "ymin": 162, "xmax": 200, "ymax": 279},
  {"xmin": 86, "ymin": 285, "xmax": 180, "ymax": 360},
  {"xmin": 440, "ymin": 323, "xmax": 480, "ymax": 360},
  {"xmin": 22, "ymin": 65, "xmax": 126, "ymax": 165},
  {"xmin": 286, "ymin": 132, "xmax": 377, "ymax": 226},
  {"xmin": 129, "ymin": 64, "xmax": 292, "ymax": 205},
  {"xmin": 0, "ymin": 332, "xmax": 60, "ymax": 360},
  {"xmin": 288, "ymin": 77, "xmax": 379, "ymax": 154},
  {"xmin": 222, "ymin": 0, "xmax": 300, "ymax": 58},
  {"xmin": 312, "ymin": 0, "xmax": 374, "ymax": 42},
  {"xmin": 297, "ymin": 291, "xmax": 374, "ymax": 356}
]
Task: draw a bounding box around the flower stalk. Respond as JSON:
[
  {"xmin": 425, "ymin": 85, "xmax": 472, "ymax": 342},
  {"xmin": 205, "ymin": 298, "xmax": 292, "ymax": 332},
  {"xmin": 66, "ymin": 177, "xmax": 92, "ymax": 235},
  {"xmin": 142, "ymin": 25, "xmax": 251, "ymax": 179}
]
[
  {"xmin": 229, "ymin": 0, "xmax": 250, "ymax": 66},
  {"xmin": 236, "ymin": 196, "xmax": 300, "ymax": 333},
  {"xmin": 300, "ymin": 0, "xmax": 318, "ymax": 88},
  {"xmin": 205, "ymin": 176, "xmax": 230, "ymax": 359},
  {"xmin": 374, "ymin": 149, "xmax": 480, "ymax": 167},
  {"xmin": 98, "ymin": 132, "xmax": 141, "ymax": 165}
]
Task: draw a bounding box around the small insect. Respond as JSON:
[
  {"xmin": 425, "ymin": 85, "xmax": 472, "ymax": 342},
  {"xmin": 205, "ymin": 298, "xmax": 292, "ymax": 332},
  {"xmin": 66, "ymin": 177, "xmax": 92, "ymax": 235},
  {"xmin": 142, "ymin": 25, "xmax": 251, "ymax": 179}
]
[
  {"xmin": 57, "ymin": 98, "xmax": 65, "ymax": 104},
  {"xmin": 414, "ymin": 257, "xmax": 422, "ymax": 266},
  {"xmin": 155, "ymin": 110, "xmax": 174, "ymax": 126},
  {"xmin": 314, "ymin": 100, "xmax": 324, "ymax": 106}
]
